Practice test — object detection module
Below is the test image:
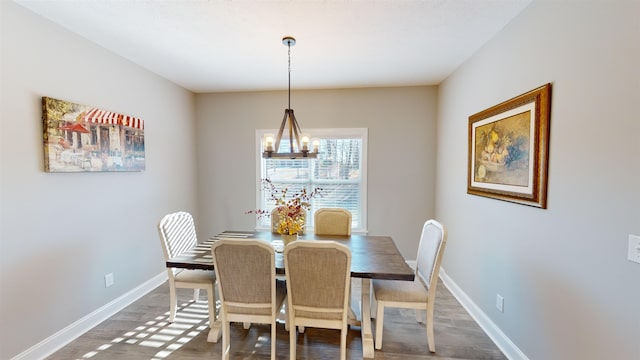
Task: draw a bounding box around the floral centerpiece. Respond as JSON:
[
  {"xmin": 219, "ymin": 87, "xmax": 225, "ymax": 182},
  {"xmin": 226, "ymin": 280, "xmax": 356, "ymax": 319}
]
[{"xmin": 247, "ymin": 178, "xmax": 323, "ymax": 237}]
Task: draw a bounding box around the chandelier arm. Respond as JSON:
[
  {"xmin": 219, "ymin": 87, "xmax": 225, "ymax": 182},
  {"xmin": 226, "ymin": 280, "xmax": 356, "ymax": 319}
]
[
  {"xmin": 274, "ymin": 109, "xmax": 289, "ymax": 153},
  {"xmin": 289, "ymin": 110, "xmax": 303, "ymax": 151},
  {"xmin": 288, "ymin": 112, "xmax": 294, "ymax": 153}
]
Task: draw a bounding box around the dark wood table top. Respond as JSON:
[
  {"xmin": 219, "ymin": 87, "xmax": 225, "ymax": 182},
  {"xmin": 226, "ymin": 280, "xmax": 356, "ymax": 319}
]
[{"xmin": 166, "ymin": 230, "xmax": 415, "ymax": 281}]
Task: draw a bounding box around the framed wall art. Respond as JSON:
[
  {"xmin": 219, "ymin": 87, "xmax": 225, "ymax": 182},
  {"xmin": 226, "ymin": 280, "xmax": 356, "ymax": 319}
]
[
  {"xmin": 467, "ymin": 83, "xmax": 551, "ymax": 208},
  {"xmin": 42, "ymin": 97, "xmax": 145, "ymax": 172}
]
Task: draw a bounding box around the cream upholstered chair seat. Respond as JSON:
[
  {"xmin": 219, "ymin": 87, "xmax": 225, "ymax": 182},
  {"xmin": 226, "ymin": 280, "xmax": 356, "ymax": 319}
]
[
  {"xmin": 172, "ymin": 269, "xmax": 217, "ymax": 284},
  {"xmin": 314, "ymin": 208, "xmax": 352, "ymax": 236},
  {"xmin": 372, "ymin": 219, "xmax": 448, "ymax": 353},
  {"xmin": 372, "ymin": 277, "xmax": 429, "ymax": 303},
  {"xmin": 284, "ymin": 240, "xmax": 352, "ymax": 360},
  {"xmin": 211, "ymin": 238, "xmax": 286, "ymax": 360},
  {"xmin": 157, "ymin": 211, "xmax": 218, "ymax": 342}
]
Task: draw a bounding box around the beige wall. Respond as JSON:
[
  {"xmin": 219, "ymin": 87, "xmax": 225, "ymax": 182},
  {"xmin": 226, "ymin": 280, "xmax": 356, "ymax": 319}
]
[
  {"xmin": 436, "ymin": 1, "xmax": 640, "ymax": 358},
  {"xmin": 0, "ymin": 2, "xmax": 198, "ymax": 357},
  {"xmin": 194, "ymin": 87, "xmax": 438, "ymax": 258}
]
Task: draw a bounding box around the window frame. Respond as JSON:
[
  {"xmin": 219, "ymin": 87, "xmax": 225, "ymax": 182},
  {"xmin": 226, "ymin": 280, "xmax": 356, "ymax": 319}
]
[{"xmin": 254, "ymin": 127, "xmax": 368, "ymax": 234}]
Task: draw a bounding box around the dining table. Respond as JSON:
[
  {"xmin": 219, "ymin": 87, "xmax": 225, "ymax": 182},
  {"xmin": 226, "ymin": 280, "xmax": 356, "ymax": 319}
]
[{"xmin": 165, "ymin": 230, "xmax": 415, "ymax": 358}]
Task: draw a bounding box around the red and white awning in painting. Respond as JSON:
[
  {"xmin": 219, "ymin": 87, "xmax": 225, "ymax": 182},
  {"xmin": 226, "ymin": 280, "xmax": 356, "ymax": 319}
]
[{"xmin": 83, "ymin": 108, "xmax": 144, "ymax": 130}]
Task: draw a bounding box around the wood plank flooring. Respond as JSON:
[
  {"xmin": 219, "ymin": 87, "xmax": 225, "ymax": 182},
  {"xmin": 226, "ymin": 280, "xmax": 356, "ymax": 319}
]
[{"xmin": 46, "ymin": 279, "xmax": 505, "ymax": 360}]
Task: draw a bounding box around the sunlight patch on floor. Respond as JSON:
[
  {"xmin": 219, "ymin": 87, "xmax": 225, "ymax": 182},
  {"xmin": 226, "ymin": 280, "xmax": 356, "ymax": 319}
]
[{"xmin": 76, "ymin": 299, "xmax": 212, "ymax": 360}]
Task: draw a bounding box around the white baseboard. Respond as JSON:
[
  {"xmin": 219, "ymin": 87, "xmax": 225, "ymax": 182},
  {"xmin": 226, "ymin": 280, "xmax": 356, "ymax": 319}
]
[
  {"xmin": 12, "ymin": 272, "xmax": 167, "ymax": 360},
  {"xmin": 439, "ymin": 268, "xmax": 528, "ymax": 360}
]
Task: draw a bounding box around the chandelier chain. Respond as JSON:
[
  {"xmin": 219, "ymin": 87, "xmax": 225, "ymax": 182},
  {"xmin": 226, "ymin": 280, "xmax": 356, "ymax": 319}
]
[{"xmin": 287, "ymin": 41, "xmax": 291, "ymax": 109}]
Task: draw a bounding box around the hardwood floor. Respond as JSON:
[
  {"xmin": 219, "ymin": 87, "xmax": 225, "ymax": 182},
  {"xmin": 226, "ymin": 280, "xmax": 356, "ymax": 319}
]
[{"xmin": 46, "ymin": 279, "xmax": 505, "ymax": 360}]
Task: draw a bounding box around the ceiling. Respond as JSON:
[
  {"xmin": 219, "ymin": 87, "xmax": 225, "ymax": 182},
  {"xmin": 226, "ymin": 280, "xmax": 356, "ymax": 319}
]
[{"xmin": 14, "ymin": 0, "xmax": 532, "ymax": 93}]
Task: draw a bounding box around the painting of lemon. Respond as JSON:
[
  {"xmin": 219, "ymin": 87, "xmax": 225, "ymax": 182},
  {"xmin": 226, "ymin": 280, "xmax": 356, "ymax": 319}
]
[{"xmin": 474, "ymin": 111, "xmax": 530, "ymax": 186}]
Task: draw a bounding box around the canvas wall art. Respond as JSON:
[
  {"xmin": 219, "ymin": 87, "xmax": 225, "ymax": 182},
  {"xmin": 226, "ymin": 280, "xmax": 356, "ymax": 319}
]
[
  {"xmin": 42, "ymin": 97, "xmax": 145, "ymax": 172},
  {"xmin": 467, "ymin": 84, "xmax": 551, "ymax": 208}
]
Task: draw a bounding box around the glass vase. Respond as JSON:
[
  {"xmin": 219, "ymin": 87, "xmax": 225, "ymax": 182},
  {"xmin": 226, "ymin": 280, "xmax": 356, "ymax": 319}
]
[{"xmin": 282, "ymin": 234, "xmax": 298, "ymax": 245}]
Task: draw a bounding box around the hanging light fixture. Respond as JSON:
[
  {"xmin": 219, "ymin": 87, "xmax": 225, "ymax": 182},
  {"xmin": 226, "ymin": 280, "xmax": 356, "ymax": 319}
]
[{"xmin": 262, "ymin": 36, "xmax": 318, "ymax": 159}]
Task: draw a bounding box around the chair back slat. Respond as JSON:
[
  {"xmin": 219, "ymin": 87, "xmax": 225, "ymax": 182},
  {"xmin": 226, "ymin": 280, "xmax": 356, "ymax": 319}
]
[{"xmin": 158, "ymin": 211, "xmax": 198, "ymax": 260}]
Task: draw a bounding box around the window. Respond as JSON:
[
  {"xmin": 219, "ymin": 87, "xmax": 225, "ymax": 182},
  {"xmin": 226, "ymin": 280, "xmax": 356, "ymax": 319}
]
[{"xmin": 255, "ymin": 128, "xmax": 368, "ymax": 233}]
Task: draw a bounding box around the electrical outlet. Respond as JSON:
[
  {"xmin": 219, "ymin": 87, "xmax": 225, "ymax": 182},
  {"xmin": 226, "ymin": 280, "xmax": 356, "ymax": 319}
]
[
  {"xmin": 105, "ymin": 273, "xmax": 114, "ymax": 288},
  {"xmin": 628, "ymin": 234, "xmax": 640, "ymax": 264},
  {"xmin": 496, "ymin": 294, "xmax": 504, "ymax": 313}
]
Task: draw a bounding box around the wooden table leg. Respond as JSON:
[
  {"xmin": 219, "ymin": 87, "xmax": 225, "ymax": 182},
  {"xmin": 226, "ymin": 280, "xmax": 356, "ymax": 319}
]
[
  {"xmin": 347, "ymin": 278, "xmax": 361, "ymax": 327},
  {"xmin": 207, "ymin": 320, "xmax": 222, "ymax": 343},
  {"xmin": 360, "ymin": 278, "xmax": 374, "ymax": 358},
  {"xmin": 348, "ymin": 307, "xmax": 361, "ymax": 327}
]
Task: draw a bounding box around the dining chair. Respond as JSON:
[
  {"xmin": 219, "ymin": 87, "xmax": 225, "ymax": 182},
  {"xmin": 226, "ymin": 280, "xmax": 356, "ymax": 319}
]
[
  {"xmin": 157, "ymin": 211, "xmax": 218, "ymax": 341},
  {"xmin": 211, "ymin": 238, "xmax": 287, "ymax": 360},
  {"xmin": 314, "ymin": 208, "xmax": 352, "ymax": 236},
  {"xmin": 313, "ymin": 208, "xmax": 356, "ymax": 330},
  {"xmin": 371, "ymin": 219, "xmax": 448, "ymax": 352},
  {"xmin": 284, "ymin": 240, "xmax": 352, "ymax": 360},
  {"xmin": 272, "ymin": 207, "xmax": 306, "ymax": 234}
]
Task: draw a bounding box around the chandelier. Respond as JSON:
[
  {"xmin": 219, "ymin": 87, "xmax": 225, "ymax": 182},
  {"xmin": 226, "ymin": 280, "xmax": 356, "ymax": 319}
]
[{"xmin": 262, "ymin": 36, "xmax": 318, "ymax": 159}]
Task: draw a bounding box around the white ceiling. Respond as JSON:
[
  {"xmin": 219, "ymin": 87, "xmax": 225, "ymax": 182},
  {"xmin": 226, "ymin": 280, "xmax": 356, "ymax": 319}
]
[{"xmin": 14, "ymin": 0, "xmax": 532, "ymax": 93}]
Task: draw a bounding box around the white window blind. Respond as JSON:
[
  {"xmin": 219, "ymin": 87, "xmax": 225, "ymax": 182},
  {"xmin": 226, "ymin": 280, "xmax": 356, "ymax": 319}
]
[{"xmin": 255, "ymin": 128, "xmax": 368, "ymax": 233}]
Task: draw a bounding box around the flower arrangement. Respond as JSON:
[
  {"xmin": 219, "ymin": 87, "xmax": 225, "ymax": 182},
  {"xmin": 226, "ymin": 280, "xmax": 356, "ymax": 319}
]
[{"xmin": 247, "ymin": 178, "xmax": 323, "ymax": 236}]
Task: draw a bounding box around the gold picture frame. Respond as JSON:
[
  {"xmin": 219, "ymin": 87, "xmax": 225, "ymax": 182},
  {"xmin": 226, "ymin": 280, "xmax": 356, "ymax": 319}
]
[{"xmin": 467, "ymin": 84, "xmax": 551, "ymax": 208}]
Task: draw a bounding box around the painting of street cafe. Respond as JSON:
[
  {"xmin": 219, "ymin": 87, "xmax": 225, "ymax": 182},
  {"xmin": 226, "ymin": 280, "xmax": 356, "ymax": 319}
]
[{"xmin": 42, "ymin": 97, "xmax": 145, "ymax": 172}]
